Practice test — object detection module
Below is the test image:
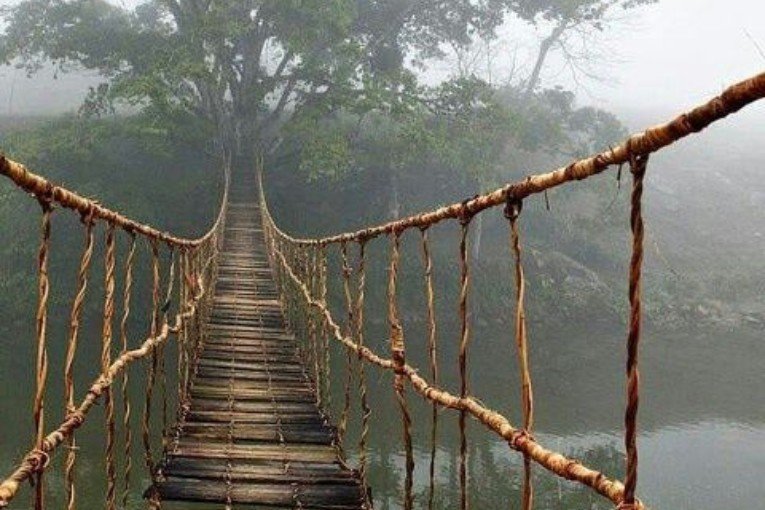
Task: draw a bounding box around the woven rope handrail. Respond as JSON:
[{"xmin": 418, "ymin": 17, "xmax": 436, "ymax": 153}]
[
  {"xmin": 0, "ymin": 154, "xmax": 229, "ymax": 248},
  {"xmin": 258, "ymin": 69, "xmax": 765, "ymax": 510},
  {"xmin": 263, "ymin": 70, "xmax": 765, "ymax": 246},
  {"xmin": 0, "ymin": 248, "xmax": 218, "ymax": 506},
  {"xmin": 0, "ymin": 69, "xmax": 763, "ymax": 510},
  {"xmin": 0, "ymin": 150, "xmax": 229, "ymax": 508},
  {"xmin": 265, "ymin": 236, "xmax": 633, "ymax": 506}
]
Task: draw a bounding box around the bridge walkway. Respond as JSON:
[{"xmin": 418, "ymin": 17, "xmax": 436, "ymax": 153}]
[{"xmin": 153, "ymin": 180, "xmax": 366, "ymax": 509}]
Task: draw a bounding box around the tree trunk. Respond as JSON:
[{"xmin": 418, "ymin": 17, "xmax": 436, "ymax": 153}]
[{"xmin": 524, "ymin": 22, "xmax": 567, "ymax": 97}]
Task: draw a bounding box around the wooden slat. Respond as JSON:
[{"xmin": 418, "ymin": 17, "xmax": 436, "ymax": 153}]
[
  {"xmin": 152, "ymin": 194, "xmax": 363, "ymax": 508},
  {"xmin": 155, "ymin": 478, "xmax": 364, "ymax": 509}
]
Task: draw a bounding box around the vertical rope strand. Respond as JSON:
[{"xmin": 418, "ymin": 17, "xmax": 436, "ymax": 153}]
[
  {"xmin": 308, "ymin": 247, "xmax": 320, "ymax": 400},
  {"xmin": 159, "ymin": 251, "xmax": 176, "ymax": 449},
  {"xmin": 101, "ymin": 224, "xmax": 117, "ymax": 510},
  {"xmin": 355, "ymin": 241, "xmax": 371, "ymax": 495},
  {"xmin": 143, "ymin": 241, "xmax": 161, "ymax": 487},
  {"xmin": 119, "ymin": 234, "xmax": 137, "ymax": 509},
  {"xmin": 621, "ymin": 153, "xmax": 649, "ymax": 510},
  {"xmin": 388, "ymin": 232, "xmax": 414, "ymax": 510},
  {"xmin": 457, "ymin": 217, "xmax": 472, "ymax": 510},
  {"xmin": 505, "ymin": 198, "xmax": 534, "ymax": 510},
  {"xmin": 319, "ymin": 246, "xmax": 332, "ymax": 413},
  {"xmin": 33, "ymin": 199, "xmax": 52, "ymax": 510},
  {"xmin": 64, "ymin": 210, "xmax": 94, "ymax": 510},
  {"xmin": 420, "ymin": 228, "xmax": 439, "ymax": 510},
  {"xmin": 338, "ymin": 242, "xmax": 354, "ymax": 446}
]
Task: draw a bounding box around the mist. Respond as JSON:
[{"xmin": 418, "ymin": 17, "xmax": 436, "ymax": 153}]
[{"xmin": 0, "ymin": 1, "xmax": 764, "ymax": 509}]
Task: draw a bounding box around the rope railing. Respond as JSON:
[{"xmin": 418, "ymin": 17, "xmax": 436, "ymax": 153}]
[
  {"xmin": 258, "ymin": 70, "xmax": 765, "ymax": 510},
  {"xmin": 0, "ymin": 154, "xmax": 229, "ymax": 508},
  {"xmin": 0, "ymin": 69, "xmax": 762, "ymax": 510}
]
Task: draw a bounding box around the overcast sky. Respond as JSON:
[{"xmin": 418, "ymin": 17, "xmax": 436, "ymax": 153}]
[
  {"xmin": 0, "ymin": 0, "xmax": 764, "ymax": 122},
  {"xmin": 584, "ymin": 0, "xmax": 765, "ymax": 117}
]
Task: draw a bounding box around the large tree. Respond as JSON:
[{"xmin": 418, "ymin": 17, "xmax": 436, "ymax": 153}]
[
  {"xmin": 0, "ymin": 0, "xmax": 501, "ymax": 156},
  {"xmin": 0, "ymin": 0, "xmax": 655, "ymax": 157}
]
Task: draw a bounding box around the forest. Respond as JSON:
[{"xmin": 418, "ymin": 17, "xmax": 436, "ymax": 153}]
[
  {"xmin": 2, "ymin": 0, "xmax": 762, "ymax": 333},
  {"xmin": 1, "ymin": 1, "xmax": 765, "ymax": 509}
]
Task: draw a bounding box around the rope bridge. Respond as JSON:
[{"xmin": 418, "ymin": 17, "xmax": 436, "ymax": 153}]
[{"xmin": 0, "ymin": 70, "xmax": 763, "ymax": 510}]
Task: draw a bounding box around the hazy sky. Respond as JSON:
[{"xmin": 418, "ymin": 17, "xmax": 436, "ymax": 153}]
[
  {"xmin": 0, "ymin": 0, "xmax": 764, "ymax": 121},
  {"xmin": 583, "ymin": 0, "xmax": 765, "ymax": 116}
]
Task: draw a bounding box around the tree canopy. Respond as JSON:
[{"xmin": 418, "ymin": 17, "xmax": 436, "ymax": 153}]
[{"xmin": 0, "ymin": 0, "xmax": 656, "ymax": 156}]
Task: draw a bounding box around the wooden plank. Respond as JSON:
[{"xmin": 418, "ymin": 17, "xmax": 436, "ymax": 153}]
[
  {"xmin": 195, "ymin": 367, "xmax": 306, "ymax": 382},
  {"xmin": 179, "ymin": 423, "xmax": 334, "ymax": 444},
  {"xmin": 190, "ymin": 399, "xmax": 318, "ymax": 415},
  {"xmin": 155, "ymin": 478, "xmax": 363, "ymax": 508},
  {"xmin": 162, "ymin": 458, "xmax": 355, "ymax": 484},
  {"xmin": 152, "ymin": 191, "xmax": 363, "ymax": 509},
  {"xmin": 170, "ymin": 442, "xmax": 339, "ymax": 463},
  {"xmin": 190, "ymin": 385, "xmax": 315, "ymax": 403},
  {"xmin": 184, "ymin": 410, "xmax": 324, "ymax": 425}
]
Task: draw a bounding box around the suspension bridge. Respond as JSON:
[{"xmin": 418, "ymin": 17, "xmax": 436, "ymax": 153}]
[{"xmin": 0, "ymin": 71, "xmax": 763, "ymax": 510}]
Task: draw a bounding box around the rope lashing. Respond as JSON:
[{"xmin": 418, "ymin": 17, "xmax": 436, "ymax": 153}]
[{"xmin": 318, "ymin": 246, "xmax": 332, "ymax": 412}]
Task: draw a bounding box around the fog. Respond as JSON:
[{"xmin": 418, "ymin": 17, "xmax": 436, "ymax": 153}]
[
  {"xmin": 3, "ymin": 0, "xmax": 765, "ymax": 120},
  {"xmin": 0, "ymin": 1, "xmax": 764, "ymax": 509}
]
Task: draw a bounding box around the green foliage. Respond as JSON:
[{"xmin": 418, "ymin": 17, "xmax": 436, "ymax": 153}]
[
  {"xmin": 0, "ymin": 113, "xmax": 219, "ymax": 331},
  {"xmin": 0, "ymin": 0, "xmax": 541, "ymax": 153}
]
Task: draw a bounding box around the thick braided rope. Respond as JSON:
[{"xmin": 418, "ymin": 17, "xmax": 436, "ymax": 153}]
[
  {"xmin": 0, "ymin": 156, "xmax": 224, "ymax": 248},
  {"xmin": 142, "ymin": 241, "xmax": 161, "ymax": 482},
  {"xmin": 419, "ymin": 228, "xmax": 439, "ymax": 510},
  {"xmin": 102, "ymin": 225, "xmax": 118, "ymax": 510},
  {"xmin": 457, "ymin": 219, "xmax": 472, "ymax": 510},
  {"xmin": 388, "ymin": 232, "xmax": 415, "ymax": 510},
  {"xmin": 355, "ymin": 241, "xmax": 372, "ymax": 497},
  {"xmin": 261, "ymin": 71, "xmax": 765, "ymax": 247},
  {"xmin": 506, "ymin": 198, "xmax": 534, "ymax": 510},
  {"xmin": 119, "ymin": 234, "xmax": 137, "ymax": 509},
  {"xmin": 159, "ymin": 251, "xmax": 177, "ymax": 451},
  {"xmin": 176, "ymin": 251, "xmax": 189, "ymax": 419},
  {"xmin": 308, "ymin": 248, "xmax": 320, "ymax": 402},
  {"xmin": 337, "ymin": 242, "xmax": 355, "ymax": 446},
  {"xmin": 263, "ymin": 224, "xmax": 641, "ymax": 508},
  {"xmin": 319, "ymin": 247, "xmax": 332, "ymax": 411},
  {"xmin": 64, "ymin": 211, "xmax": 95, "ymax": 510},
  {"xmin": 620, "ymin": 153, "xmax": 649, "ymax": 509},
  {"xmin": 0, "ymin": 162, "xmax": 227, "ymax": 509},
  {"xmin": 33, "ymin": 199, "xmax": 52, "ymax": 510},
  {"xmin": 0, "ymin": 247, "xmax": 215, "ymax": 507}
]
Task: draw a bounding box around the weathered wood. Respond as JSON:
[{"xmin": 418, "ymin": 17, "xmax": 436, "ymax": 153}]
[
  {"xmin": 155, "ymin": 478, "xmax": 363, "ymax": 508},
  {"xmin": 180, "ymin": 423, "xmax": 335, "ymax": 444},
  {"xmin": 163, "ymin": 458, "xmax": 356, "ymax": 484},
  {"xmin": 153, "ymin": 193, "xmax": 364, "ymax": 509}
]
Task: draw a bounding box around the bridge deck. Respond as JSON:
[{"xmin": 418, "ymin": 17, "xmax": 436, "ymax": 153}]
[{"xmin": 154, "ymin": 193, "xmax": 365, "ymax": 509}]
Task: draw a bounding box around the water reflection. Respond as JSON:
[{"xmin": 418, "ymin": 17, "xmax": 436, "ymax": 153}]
[{"xmin": 0, "ymin": 216, "xmax": 763, "ymax": 509}]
